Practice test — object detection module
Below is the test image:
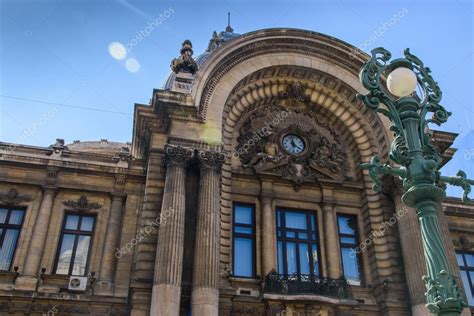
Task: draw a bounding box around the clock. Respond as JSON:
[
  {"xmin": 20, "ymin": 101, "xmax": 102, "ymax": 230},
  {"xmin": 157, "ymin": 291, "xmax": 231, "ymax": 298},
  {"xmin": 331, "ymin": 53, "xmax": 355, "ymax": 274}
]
[{"xmin": 282, "ymin": 134, "xmax": 305, "ymax": 155}]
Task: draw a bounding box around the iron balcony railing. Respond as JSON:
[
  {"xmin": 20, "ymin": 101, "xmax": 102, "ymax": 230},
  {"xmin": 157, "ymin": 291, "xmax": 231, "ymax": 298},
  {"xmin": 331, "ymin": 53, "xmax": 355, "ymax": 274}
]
[{"xmin": 263, "ymin": 272, "xmax": 351, "ymax": 299}]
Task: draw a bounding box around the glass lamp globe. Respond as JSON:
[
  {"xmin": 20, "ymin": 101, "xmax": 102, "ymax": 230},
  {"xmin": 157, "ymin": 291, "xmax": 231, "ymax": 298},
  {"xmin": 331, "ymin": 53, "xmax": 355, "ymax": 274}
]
[{"xmin": 386, "ymin": 67, "xmax": 417, "ymax": 97}]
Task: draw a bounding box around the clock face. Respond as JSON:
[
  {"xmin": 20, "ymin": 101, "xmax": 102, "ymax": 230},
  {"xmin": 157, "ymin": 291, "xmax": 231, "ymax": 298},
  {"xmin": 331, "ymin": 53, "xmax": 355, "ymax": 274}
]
[{"xmin": 282, "ymin": 134, "xmax": 305, "ymax": 155}]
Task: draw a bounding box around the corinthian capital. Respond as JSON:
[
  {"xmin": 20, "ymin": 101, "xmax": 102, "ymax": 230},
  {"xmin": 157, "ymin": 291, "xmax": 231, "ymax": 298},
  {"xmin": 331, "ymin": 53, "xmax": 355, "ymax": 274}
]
[
  {"xmin": 198, "ymin": 150, "xmax": 225, "ymax": 171},
  {"xmin": 164, "ymin": 144, "xmax": 194, "ymax": 167}
]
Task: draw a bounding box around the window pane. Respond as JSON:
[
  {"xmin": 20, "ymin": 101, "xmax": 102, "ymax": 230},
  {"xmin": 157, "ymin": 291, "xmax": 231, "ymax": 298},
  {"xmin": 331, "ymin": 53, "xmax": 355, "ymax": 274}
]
[
  {"xmin": 460, "ymin": 271, "xmax": 474, "ymax": 306},
  {"xmin": 341, "ymin": 247, "xmax": 360, "ymax": 282},
  {"xmin": 299, "ymin": 244, "xmax": 310, "ymax": 274},
  {"xmin": 310, "ymin": 214, "xmax": 315, "ymax": 231},
  {"xmin": 285, "ymin": 212, "xmax": 306, "ymax": 230},
  {"xmin": 0, "ymin": 209, "xmax": 7, "ymax": 224},
  {"xmin": 8, "ymin": 210, "xmax": 24, "ymax": 225},
  {"xmin": 234, "ymin": 237, "xmax": 253, "ymax": 277},
  {"xmin": 65, "ymin": 215, "xmax": 79, "ymax": 230},
  {"xmin": 56, "ymin": 234, "xmax": 76, "ymax": 274},
  {"xmin": 312, "ymin": 244, "xmax": 319, "ymax": 275},
  {"xmin": 80, "ymin": 216, "xmax": 94, "ymax": 232},
  {"xmin": 465, "ymin": 254, "xmax": 474, "ymax": 267},
  {"xmin": 286, "ymin": 242, "xmax": 297, "ymax": 274},
  {"xmin": 235, "ymin": 226, "xmax": 252, "ymax": 234},
  {"xmin": 235, "ymin": 206, "xmax": 252, "ymax": 225},
  {"xmin": 456, "ymin": 253, "xmax": 465, "ymax": 267},
  {"xmin": 298, "ymin": 233, "xmax": 307, "ymax": 240},
  {"xmin": 72, "ymin": 235, "xmax": 91, "ymax": 276},
  {"xmin": 0, "ymin": 229, "xmax": 19, "ymax": 270},
  {"xmin": 286, "ymin": 231, "xmax": 295, "ymax": 238},
  {"xmin": 340, "ymin": 236, "xmax": 356, "ymax": 244},
  {"xmin": 278, "ymin": 241, "xmax": 283, "ymax": 274},
  {"xmin": 338, "ymin": 216, "xmax": 356, "ymax": 235},
  {"xmin": 277, "ymin": 210, "xmax": 281, "ymax": 228}
]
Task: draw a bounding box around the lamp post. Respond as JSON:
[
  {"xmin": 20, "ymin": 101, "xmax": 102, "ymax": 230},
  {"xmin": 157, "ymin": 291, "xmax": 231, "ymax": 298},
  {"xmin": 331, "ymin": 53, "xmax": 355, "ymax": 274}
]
[{"xmin": 358, "ymin": 47, "xmax": 474, "ymax": 315}]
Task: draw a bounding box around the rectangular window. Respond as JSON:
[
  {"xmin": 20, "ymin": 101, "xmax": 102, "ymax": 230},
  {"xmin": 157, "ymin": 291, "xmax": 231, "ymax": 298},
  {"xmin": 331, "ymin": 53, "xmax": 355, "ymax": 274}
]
[
  {"xmin": 0, "ymin": 207, "xmax": 25, "ymax": 271},
  {"xmin": 54, "ymin": 214, "xmax": 95, "ymax": 276},
  {"xmin": 456, "ymin": 251, "xmax": 474, "ymax": 306},
  {"xmin": 232, "ymin": 203, "xmax": 255, "ymax": 278},
  {"xmin": 276, "ymin": 208, "xmax": 320, "ymax": 276},
  {"xmin": 337, "ymin": 214, "xmax": 361, "ymax": 285}
]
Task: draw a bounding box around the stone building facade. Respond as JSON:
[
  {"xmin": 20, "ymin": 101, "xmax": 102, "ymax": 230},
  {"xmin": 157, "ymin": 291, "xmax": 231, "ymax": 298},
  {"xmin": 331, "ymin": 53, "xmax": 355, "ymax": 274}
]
[{"xmin": 0, "ymin": 26, "xmax": 473, "ymax": 315}]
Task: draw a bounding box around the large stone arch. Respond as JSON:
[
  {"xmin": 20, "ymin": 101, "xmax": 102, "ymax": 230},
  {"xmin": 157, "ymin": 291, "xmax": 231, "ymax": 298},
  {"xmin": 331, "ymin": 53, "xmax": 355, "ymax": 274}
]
[{"xmin": 189, "ymin": 28, "xmax": 402, "ymax": 306}]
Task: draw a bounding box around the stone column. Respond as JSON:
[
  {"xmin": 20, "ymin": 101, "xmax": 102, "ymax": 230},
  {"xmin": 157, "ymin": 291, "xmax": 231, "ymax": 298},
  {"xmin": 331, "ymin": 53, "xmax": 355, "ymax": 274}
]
[
  {"xmin": 321, "ymin": 187, "xmax": 341, "ymax": 279},
  {"xmin": 191, "ymin": 150, "xmax": 225, "ymax": 316},
  {"xmin": 261, "ymin": 195, "xmax": 277, "ymax": 277},
  {"xmin": 151, "ymin": 145, "xmax": 193, "ymax": 316},
  {"xmin": 95, "ymin": 193, "xmax": 125, "ymax": 295},
  {"xmin": 16, "ymin": 186, "xmax": 57, "ymax": 290},
  {"xmin": 322, "ymin": 201, "xmax": 342, "ymax": 279},
  {"xmin": 386, "ymin": 178, "xmax": 430, "ymax": 315}
]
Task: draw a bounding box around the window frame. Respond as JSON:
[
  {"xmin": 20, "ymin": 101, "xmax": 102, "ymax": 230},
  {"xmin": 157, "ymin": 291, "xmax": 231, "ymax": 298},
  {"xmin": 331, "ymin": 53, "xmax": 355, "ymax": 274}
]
[
  {"xmin": 232, "ymin": 202, "xmax": 256, "ymax": 278},
  {"xmin": 337, "ymin": 213, "xmax": 362, "ymax": 285},
  {"xmin": 0, "ymin": 206, "xmax": 26, "ymax": 271},
  {"xmin": 456, "ymin": 250, "xmax": 474, "ymax": 305},
  {"xmin": 53, "ymin": 212, "xmax": 96, "ymax": 276},
  {"xmin": 276, "ymin": 207, "xmax": 321, "ymax": 276}
]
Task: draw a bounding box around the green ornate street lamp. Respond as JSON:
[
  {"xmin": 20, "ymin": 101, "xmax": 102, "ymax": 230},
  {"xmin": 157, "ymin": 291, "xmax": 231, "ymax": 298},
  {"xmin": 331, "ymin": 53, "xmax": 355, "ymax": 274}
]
[{"xmin": 358, "ymin": 47, "xmax": 474, "ymax": 315}]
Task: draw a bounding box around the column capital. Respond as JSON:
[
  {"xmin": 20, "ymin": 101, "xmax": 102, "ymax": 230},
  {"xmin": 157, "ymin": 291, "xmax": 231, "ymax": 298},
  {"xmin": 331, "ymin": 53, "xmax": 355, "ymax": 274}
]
[
  {"xmin": 321, "ymin": 201, "xmax": 334, "ymax": 211},
  {"xmin": 260, "ymin": 195, "xmax": 273, "ymax": 205},
  {"xmin": 163, "ymin": 144, "xmax": 194, "ymax": 167},
  {"xmin": 197, "ymin": 150, "xmax": 225, "ymax": 171},
  {"xmin": 41, "ymin": 186, "xmax": 57, "ymax": 196},
  {"xmin": 110, "ymin": 192, "xmax": 126, "ymax": 202}
]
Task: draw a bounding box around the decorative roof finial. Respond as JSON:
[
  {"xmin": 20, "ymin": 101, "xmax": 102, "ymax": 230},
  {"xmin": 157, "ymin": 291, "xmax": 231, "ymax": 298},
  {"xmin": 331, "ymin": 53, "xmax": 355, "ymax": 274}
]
[
  {"xmin": 226, "ymin": 12, "xmax": 233, "ymax": 33},
  {"xmin": 170, "ymin": 39, "xmax": 198, "ymax": 75}
]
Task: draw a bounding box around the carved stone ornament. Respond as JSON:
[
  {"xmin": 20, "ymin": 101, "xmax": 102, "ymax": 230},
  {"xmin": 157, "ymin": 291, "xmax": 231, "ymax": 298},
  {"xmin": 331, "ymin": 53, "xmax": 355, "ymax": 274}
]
[
  {"xmin": 455, "ymin": 236, "xmax": 472, "ymax": 250},
  {"xmin": 63, "ymin": 195, "xmax": 102, "ymax": 212},
  {"xmin": 279, "ymin": 82, "xmax": 310, "ymax": 106},
  {"xmin": 45, "ymin": 138, "xmax": 70, "ymax": 157},
  {"xmin": 163, "ymin": 144, "xmax": 194, "ymax": 167},
  {"xmin": 198, "ymin": 150, "xmax": 225, "ymax": 171},
  {"xmin": 112, "ymin": 146, "xmax": 132, "ymax": 163},
  {"xmin": 0, "ymin": 188, "xmax": 33, "ymax": 206},
  {"xmin": 235, "ymin": 95, "xmax": 351, "ymax": 190},
  {"xmin": 171, "ymin": 40, "xmax": 198, "ymax": 75}
]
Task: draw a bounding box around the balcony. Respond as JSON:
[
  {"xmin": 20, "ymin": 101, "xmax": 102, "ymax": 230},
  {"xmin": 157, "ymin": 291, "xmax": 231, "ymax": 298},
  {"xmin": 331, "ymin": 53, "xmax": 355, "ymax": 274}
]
[{"xmin": 263, "ymin": 272, "xmax": 351, "ymax": 299}]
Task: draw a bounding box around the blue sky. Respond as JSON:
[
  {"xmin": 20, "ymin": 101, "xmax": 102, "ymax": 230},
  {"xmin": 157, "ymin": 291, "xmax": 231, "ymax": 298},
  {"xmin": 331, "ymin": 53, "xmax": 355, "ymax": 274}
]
[{"xmin": 1, "ymin": 0, "xmax": 473, "ymax": 196}]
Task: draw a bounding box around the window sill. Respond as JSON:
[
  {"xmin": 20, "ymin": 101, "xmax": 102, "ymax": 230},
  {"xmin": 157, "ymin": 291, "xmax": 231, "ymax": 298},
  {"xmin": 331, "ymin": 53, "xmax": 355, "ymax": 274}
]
[
  {"xmin": 263, "ymin": 293, "xmax": 359, "ymax": 306},
  {"xmin": 229, "ymin": 276, "xmax": 261, "ymax": 284}
]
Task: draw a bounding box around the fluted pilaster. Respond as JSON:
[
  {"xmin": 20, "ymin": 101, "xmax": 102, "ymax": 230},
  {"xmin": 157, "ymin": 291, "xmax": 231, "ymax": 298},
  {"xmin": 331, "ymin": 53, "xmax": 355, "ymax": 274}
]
[
  {"xmin": 151, "ymin": 145, "xmax": 193, "ymax": 316},
  {"xmin": 322, "ymin": 201, "xmax": 341, "ymax": 279},
  {"xmin": 191, "ymin": 150, "xmax": 225, "ymax": 316},
  {"xmin": 261, "ymin": 195, "xmax": 277, "ymax": 276},
  {"xmin": 24, "ymin": 187, "xmax": 56, "ymax": 276},
  {"xmin": 96, "ymin": 193, "xmax": 125, "ymax": 295},
  {"xmin": 16, "ymin": 186, "xmax": 57, "ymax": 291}
]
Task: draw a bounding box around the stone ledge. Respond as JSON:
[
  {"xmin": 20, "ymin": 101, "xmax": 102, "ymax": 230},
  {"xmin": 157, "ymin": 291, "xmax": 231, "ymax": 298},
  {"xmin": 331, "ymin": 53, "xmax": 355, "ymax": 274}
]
[{"xmin": 263, "ymin": 293, "xmax": 359, "ymax": 306}]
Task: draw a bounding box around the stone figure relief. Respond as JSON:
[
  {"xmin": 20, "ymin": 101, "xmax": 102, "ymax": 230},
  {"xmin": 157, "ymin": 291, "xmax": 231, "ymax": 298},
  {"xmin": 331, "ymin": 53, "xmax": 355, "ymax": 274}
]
[{"xmin": 235, "ymin": 85, "xmax": 352, "ymax": 189}]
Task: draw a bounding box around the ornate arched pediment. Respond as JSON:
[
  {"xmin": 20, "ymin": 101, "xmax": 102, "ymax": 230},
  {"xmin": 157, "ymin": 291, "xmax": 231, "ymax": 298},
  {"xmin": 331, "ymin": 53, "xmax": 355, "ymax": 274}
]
[{"xmin": 234, "ymin": 86, "xmax": 351, "ymax": 189}]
